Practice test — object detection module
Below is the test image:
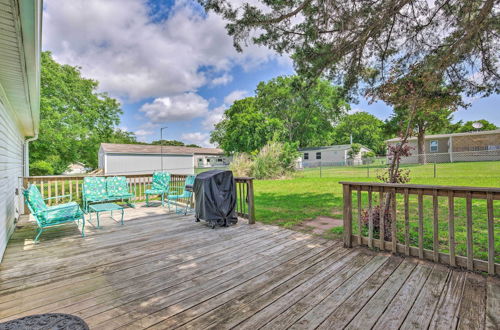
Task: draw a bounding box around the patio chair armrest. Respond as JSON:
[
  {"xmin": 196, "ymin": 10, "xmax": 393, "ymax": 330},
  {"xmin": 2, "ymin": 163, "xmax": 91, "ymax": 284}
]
[{"xmin": 44, "ymin": 194, "xmax": 72, "ymax": 202}]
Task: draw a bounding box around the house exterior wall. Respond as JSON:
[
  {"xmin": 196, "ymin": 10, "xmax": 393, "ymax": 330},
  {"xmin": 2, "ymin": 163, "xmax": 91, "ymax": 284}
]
[
  {"xmin": 300, "ymin": 146, "xmax": 372, "ymax": 167},
  {"xmin": 104, "ymin": 153, "xmax": 194, "ymax": 175},
  {"xmin": 452, "ymin": 133, "xmax": 500, "ymax": 152},
  {"xmin": 0, "ymin": 101, "xmax": 24, "ymax": 261},
  {"xmin": 301, "ymin": 149, "xmax": 346, "ymax": 166},
  {"xmin": 194, "ymin": 155, "xmax": 230, "ymax": 168},
  {"xmin": 386, "ymin": 132, "xmax": 500, "ymax": 163}
]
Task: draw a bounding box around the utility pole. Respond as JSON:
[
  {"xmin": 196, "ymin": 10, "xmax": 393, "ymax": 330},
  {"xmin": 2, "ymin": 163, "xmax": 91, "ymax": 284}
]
[{"xmin": 160, "ymin": 126, "xmax": 167, "ymax": 171}]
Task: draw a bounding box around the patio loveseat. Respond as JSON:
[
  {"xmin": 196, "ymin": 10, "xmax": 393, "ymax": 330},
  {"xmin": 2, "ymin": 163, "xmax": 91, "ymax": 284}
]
[
  {"xmin": 82, "ymin": 176, "xmax": 135, "ymax": 212},
  {"xmin": 24, "ymin": 185, "xmax": 85, "ymax": 242}
]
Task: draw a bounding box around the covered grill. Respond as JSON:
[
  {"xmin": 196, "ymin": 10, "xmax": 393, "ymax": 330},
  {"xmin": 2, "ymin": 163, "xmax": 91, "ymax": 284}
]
[{"xmin": 193, "ymin": 170, "xmax": 238, "ymax": 228}]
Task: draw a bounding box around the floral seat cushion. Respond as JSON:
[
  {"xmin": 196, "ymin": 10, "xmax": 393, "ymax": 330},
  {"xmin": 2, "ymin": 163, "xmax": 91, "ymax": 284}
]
[
  {"xmin": 41, "ymin": 204, "xmax": 84, "ymax": 225},
  {"xmin": 106, "ymin": 176, "xmax": 133, "ymax": 198},
  {"xmin": 83, "ymin": 177, "xmax": 108, "ymax": 201},
  {"xmin": 146, "ymin": 172, "xmax": 170, "ymax": 194},
  {"xmin": 24, "ymin": 185, "xmax": 48, "ymax": 212}
]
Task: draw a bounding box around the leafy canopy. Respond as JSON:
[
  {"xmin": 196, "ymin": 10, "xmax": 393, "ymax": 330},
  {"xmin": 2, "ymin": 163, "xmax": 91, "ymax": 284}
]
[
  {"xmin": 30, "ymin": 52, "xmax": 136, "ymax": 175},
  {"xmin": 151, "ymin": 140, "xmax": 201, "ymax": 148},
  {"xmin": 455, "ymin": 119, "xmax": 498, "ymax": 133},
  {"xmin": 331, "ymin": 112, "xmax": 387, "ymax": 155},
  {"xmin": 211, "ymin": 75, "xmax": 348, "ymax": 153},
  {"xmin": 201, "ymin": 0, "xmax": 499, "ymax": 100}
]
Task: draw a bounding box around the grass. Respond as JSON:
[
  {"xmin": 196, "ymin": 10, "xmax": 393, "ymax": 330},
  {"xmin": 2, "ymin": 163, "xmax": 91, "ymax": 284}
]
[{"xmin": 253, "ymin": 161, "xmax": 500, "ymax": 262}]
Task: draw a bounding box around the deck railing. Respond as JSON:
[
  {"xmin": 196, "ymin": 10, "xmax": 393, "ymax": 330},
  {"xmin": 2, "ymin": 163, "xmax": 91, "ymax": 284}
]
[
  {"xmin": 21, "ymin": 174, "xmax": 255, "ymax": 223},
  {"xmin": 341, "ymin": 181, "xmax": 500, "ymax": 275}
]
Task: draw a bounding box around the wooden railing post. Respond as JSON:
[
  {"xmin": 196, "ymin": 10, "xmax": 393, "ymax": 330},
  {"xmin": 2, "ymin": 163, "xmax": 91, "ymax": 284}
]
[
  {"xmin": 247, "ymin": 178, "xmax": 256, "ymax": 224},
  {"xmin": 23, "ymin": 177, "xmax": 29, "ymax": 214},
  {"xmin": 343, "ymin": 184, "xmax": 352, "ymax": 248}
]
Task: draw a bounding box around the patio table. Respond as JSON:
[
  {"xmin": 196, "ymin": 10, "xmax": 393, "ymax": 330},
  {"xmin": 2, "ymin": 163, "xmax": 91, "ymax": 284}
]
[{"xmin": 88, "ymin": 203, "xmax": 124, "ymax": 228}]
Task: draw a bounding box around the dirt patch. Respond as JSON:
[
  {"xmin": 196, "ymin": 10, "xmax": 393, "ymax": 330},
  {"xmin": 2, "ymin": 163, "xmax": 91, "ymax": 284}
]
[{"xmin": 295, "ymin": 216, "xmax": 343, "ymax": 235}]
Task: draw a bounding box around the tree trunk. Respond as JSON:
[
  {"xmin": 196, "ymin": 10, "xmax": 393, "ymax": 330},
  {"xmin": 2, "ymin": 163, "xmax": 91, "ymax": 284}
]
[{"xmin": 417, "ymin": 127, "xmax": 426, "ymax": 164}]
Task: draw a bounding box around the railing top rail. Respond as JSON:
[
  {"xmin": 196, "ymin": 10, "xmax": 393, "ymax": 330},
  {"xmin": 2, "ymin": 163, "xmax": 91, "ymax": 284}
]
[
  {"xmin": 339, "ymin": 181, "xmax": 500, "ymax": 193},
  {"xmin": 23, "ymin": 174, "xmax": 254, "ymax": 181}
]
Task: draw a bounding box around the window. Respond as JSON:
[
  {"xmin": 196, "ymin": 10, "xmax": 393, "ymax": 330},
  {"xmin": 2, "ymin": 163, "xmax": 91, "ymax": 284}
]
[
  {"xmin": 207, "ymin": 158, "xmax": 211, "ymax": 163},
  {"xmin": 430, "ymin": 140, "xmax": 438, "ymax": 152},
  {"xmin": 218, "ymin": 158, "xmax": 223, "ymax": 162},
  {"xmin": 316, "ymin": 152, "xmax": 322, "ymax": 160},
  {"xmin": 304, "ymin": 153, "xmax": 309, "ymax": 160}
]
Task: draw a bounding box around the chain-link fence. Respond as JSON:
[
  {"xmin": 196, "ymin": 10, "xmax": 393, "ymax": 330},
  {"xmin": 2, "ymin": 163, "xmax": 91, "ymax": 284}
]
[{"xmin": 297, "ymin": 150, "xmax": 500, "ymax": 179}]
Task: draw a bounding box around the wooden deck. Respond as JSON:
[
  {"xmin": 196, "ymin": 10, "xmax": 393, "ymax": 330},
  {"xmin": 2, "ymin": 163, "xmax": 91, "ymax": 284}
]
[{"xmin": 0, "ymin": 206, "xmax": 498, "ymax": 329}]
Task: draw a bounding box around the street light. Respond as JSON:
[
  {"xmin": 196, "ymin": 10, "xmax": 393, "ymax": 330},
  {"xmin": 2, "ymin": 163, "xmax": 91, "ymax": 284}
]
[{"xmin": 160, "ymin": 126, "xmax": 167, "ymax": 171}]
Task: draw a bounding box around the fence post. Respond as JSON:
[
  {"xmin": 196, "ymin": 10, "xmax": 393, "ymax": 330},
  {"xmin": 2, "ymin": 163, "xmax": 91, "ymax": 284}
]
[
  {"xmin": 343, "ymin": 184, "xmax": 352, "ymax": 247},
  {"xmin": 247, "ymin": 178, "xmax": 256, "ymax": 224},
  {"xmin": 367, "ymin": 165, "xmax": 370, "ymax": 178},
  {"xmin": 319, "ymin": 161, "xmax": 322, "ymax": 178},
  {"xmin": 434, "ymin": 161, "xmax": 437, "ymax": 178}
]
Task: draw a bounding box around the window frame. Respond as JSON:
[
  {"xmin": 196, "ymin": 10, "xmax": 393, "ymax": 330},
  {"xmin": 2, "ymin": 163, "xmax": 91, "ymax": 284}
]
[
  {"xmin": 303, "ymin": 153, "xmax": 309, "ymax": 160},
  {"xmin": 430, "ymin": 140, "xmax": 439, "ymax": 153},
  {"xmin": 316, "ymin": 152, "xmax": 322, "ymax": 160}
]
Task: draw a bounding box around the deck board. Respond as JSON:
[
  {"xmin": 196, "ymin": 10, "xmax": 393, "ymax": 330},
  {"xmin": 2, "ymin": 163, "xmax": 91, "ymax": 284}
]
[{"xmin": 0, "ymin": 205, "xmax": 498, "ymax": 329}]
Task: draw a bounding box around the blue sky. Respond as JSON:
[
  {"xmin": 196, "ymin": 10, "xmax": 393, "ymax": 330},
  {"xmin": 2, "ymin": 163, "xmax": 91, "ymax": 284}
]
[{"xmin": 43, "ymin": 0, "xmax": 499, "ymax": 147}]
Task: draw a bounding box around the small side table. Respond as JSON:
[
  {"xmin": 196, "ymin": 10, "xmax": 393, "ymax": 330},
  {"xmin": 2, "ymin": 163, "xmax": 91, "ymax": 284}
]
[{"xmin": 88, "ymin": 203, "xmax": 124, "ymax": 228}]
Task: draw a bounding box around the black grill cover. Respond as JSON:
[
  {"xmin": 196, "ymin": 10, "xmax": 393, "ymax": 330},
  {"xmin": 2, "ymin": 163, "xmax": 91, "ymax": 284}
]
[{"xmin": 193, "ymin": 170, "xmax": 238, "ymax": 227}]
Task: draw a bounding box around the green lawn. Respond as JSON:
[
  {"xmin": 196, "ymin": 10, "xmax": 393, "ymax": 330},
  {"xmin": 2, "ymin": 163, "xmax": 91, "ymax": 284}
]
[{"xmin": 253, "ymin": 161, "xmax": 500, "ymax": 262}]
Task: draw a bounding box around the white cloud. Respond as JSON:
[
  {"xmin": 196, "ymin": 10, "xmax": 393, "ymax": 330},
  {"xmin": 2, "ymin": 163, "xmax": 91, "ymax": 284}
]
[
  {"xmin": 203, "ymin": 105, "xmax": 226, "ymax": 130},
  {"xmin": 210, "ymin": 73, "xmax": 233, "ymax": 86},
  {"xmin": 181, "ymin": 132, "xmax": 213, "ymax": 148},
  {"xmin": 134, "ymin": 129, "xmax": 154, "ymax": 142},
  {"xmin": 43, "ymin": 0, "xmax": 280, "ymax": 101},
  {"xmin": 223, "ymin": 90, "xmax": 248, "ymax": 105},
  {"xmin": 140, "ymin": 93, "xmax": 209, "ymax": 122}
]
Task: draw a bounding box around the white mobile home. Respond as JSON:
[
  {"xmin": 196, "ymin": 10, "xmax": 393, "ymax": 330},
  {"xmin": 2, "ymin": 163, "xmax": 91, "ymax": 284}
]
[
  {"xmin": 98, "ymin": 143, "xmax": 226, "ymax": 175},
  {"xmin": 299, "ymin": 144, "xmax": 372, "ymax": 167},
  {"xmin": 0, "ymin": 0, "xmax": 42, "ymax": 260}
]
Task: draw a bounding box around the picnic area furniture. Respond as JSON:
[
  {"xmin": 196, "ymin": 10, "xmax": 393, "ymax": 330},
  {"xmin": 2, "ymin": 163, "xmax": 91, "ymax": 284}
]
[
  {"xmin": 82, "ymin": 176, "xmax": 135, "ymax": 211},
  {"xmin": 168, "ymin": 175, "xmax": 196, "ymax": 215},
  {"xmin": 88, "ymin": 203, "xmax": 124, "ymax": 228},
  {"xmin": 145, "ymin": 172, "xmax": 171, "ymax": 207},
  {"xmin": 23, "ymin": 185, "xmax": 85, "ymax": 242}
]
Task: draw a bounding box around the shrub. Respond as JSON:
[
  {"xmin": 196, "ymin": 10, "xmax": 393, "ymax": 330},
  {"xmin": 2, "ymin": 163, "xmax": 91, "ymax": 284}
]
[
  {"xmin": 30, "ymin": 160, "xmax": 55, "ymax": 176},
  {"xmin": 230, "ymin": 153, "xmax": 253, "ymax": 177},
  {"xmin": 360, "ymin": 205, "xmax": 393, "ymax": 241},
  {"xmin": 229, "ymin": 141, "xmax": 299, "ymax": 179}
]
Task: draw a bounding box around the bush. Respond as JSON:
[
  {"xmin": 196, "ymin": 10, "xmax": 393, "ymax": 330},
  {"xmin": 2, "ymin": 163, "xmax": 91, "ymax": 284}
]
[
  {"xmin": 30, "ymin": 160, "xmax": 55, "ymax": 176},
  {"xmin": 230, "ymin": 153, "xmax": 253, "ymax": 177},
  {"xmin": 229, "ymin": 141, "xmax": 299, "ymax": 179}
]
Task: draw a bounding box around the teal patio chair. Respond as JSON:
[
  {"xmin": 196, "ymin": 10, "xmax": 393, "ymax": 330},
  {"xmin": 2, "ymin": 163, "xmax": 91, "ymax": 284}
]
[
  {"xmin": 106, "ymin": 176, "xmax": 135, "ymax": 207},
  {"xmin": 168, "ymin": 175, "xmax": 195, "ymax": 214},
  {"xmin": 145, "ymin": 172, "xmax": 170, "ymax": 207},
  {"xmin": 82, "ymin": 177, "xmax": 108, "ymax": 212},
  {"xmin": 24, "ymin": 185, "xmax": 85, "ymax": 242}
]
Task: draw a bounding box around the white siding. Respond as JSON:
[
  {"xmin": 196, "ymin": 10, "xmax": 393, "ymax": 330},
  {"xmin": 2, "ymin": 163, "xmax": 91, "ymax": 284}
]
[
  {"xmin": 0, "ymin": 101, "xmax": 24, "ymax": 261},
  {"xmin": 105, "ymin": 153, "xmax": 194, "ymax": 175}
]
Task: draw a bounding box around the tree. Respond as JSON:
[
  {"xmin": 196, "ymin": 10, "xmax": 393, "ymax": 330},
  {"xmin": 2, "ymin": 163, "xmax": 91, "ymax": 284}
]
[
  {"xmin": 210, "ymin": 76, "xmax": 348, "ymax": 153},
  {"xmin": 255, "ymin": 76, "xmax": 348, "ymax": 147},
  {"xmin": 201, "ymin": 0, "xmax": 498, "ymax": 100},
  {"xmin": 211, "ymin": 97, "xmax": 284, "ymax": 153},
  {"xmin": 30, "ymin": 52, "xmax": 132, "ymax": 173},
  {"xmin": 151, "ymin": 140, "xmax": 185, "ymax": 146},
  {"xmin": 455, "ymin": 119, "xmax": 497, "ymax": 132},
  {"xmin": 331, "ymin": 112, "xmax": 387, "ymax": 155}
]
